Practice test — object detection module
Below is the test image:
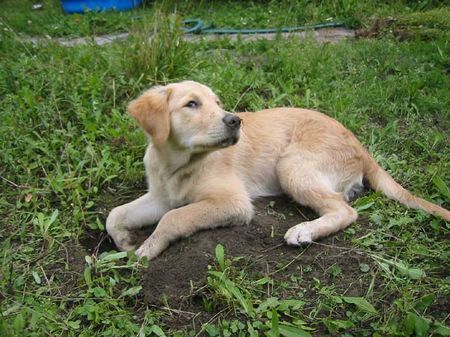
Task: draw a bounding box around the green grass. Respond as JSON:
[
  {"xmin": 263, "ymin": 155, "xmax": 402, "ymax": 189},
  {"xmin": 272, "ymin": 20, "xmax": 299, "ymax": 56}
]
[{"xmin": 1, "ymin": 2, "xmax": 449, "ymax": 336}]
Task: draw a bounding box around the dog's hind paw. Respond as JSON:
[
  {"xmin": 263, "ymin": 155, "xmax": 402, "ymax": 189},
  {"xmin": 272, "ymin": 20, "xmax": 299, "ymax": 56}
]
[{"xmin": 284, "ymin": 223, "xmax": 313, "ymax": 246}]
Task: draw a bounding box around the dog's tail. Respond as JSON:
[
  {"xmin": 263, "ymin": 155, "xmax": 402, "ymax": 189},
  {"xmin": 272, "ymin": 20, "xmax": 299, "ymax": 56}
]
[{"xmin": 363, "ymin": 152, "xmax": 450, "ymax": 221}]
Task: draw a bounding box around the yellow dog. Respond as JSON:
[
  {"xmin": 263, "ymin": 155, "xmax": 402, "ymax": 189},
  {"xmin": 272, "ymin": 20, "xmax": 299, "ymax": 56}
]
[{"xmin": 106, "ymin": 81, "xmax": 450, "ymax": 259}]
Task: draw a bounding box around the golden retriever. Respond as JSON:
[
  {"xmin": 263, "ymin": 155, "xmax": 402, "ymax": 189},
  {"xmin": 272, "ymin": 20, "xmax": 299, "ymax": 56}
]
[{"xmin": 106, "ymin": 80, "xmax": 450, "ymax": 259}]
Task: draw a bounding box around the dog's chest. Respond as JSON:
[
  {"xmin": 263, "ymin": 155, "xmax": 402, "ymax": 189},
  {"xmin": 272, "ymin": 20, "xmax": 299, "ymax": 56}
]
[
  {"xmin": 145, "ymin": 153, "xmax": 198, "ymax": 208},
  {"xmin": 166, "ymin": 170, "xmax": 195, "ymax": 207}
]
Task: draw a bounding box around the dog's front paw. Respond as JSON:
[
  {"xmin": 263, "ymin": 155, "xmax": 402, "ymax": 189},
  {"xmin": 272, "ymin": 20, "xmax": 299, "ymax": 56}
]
[
  {"xmin": 106, "ymin": 207, "xmax": 139, "ymax": 251},
  {"xmin": 135, "ymin": 236, "xmax": 167, "ymax": 261},
  {"xmin": 114, "ymin": 233, "xmax": 140, "ymax": 252},
  {"xmin": 135, "ymin": 244, "xmax": 150, "ymax": 259},
  {"xmin": 284, "ymin": 223, "xmax": 313, "ymax": 246},
  {"xmin": 135, "ymin": 244, "xmax": 159, "ymax": 261}
]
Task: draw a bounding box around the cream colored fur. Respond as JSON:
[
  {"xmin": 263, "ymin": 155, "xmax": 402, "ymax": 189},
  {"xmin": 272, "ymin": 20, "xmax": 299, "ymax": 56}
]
[{"xmin": 106, "ymin": 81, "xmax": 450, "ymax": 260}]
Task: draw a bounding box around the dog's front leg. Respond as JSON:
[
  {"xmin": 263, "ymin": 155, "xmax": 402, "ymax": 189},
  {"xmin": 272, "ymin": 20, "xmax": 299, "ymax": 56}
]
[
  {"xmin": 135, "ymin": 197, "xmax": 254, "ymax": 260},
  {"xmin": 106, "ymin": 192, "xmax": 169, "ymax": 251}
]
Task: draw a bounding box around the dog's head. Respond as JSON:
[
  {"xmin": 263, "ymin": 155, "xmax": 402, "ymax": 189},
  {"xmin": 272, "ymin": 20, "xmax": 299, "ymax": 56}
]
[{"xmin": 128, "ymin": 81, "xmax": 241, "ymax": 151}]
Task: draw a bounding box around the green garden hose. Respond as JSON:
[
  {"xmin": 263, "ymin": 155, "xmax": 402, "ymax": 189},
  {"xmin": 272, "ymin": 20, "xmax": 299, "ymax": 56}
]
[{"xmin": 181, "ymin": 19, "xmax": 344, "ymax": 35}]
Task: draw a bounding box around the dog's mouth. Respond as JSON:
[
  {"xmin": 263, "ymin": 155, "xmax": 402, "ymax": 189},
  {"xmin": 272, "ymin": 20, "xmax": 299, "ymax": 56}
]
[
  {"xmin": 217, "ymin": 134, "xmax": 239, "ymax": 147},
  {"xmin": 195, "ymin": 129, "xmax": 240, "ymax": 152}
]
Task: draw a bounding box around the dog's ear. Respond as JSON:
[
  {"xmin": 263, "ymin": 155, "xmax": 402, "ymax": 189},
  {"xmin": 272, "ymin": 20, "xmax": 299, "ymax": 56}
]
[{"xmin": 127, "ymin": 87, "xmax": 172, "ymax": 146}]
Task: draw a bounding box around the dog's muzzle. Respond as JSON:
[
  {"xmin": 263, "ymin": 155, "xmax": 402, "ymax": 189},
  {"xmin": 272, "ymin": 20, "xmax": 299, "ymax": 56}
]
[
  {"xmin": 220, "ymin": 113, "xmax": 241, "ymax": 146},
  {"xmin": 222, "ymin": 114, "xmax": 241, "ymax": 130}
]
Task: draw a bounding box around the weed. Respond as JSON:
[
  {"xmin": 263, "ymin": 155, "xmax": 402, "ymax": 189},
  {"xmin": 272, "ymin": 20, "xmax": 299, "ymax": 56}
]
[{"xmin": 202, "ymin": 245, "xmax": 312, "ymax": 336}]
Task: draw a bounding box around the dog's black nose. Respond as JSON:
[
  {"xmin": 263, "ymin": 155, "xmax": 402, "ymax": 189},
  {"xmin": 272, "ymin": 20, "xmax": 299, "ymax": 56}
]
[{"xmin": 222, "ymin": 114, "xmax": 241, "ymax": 129}]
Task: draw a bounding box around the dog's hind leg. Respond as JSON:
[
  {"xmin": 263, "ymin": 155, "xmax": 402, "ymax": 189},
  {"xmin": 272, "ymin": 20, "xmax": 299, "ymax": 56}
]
[{"xmin": 277, "ymin": 156, "xmax": 358, "ymax": 245}]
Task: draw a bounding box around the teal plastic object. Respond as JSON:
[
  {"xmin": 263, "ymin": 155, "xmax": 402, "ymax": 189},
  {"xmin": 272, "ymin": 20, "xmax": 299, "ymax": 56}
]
[
  {"xmin": 61, "ymin": 0, "xmax": 142, "ymax": 14},
  {"xmin": 181, "ymin": 19, "xmax": 344, "ymax": 35}
]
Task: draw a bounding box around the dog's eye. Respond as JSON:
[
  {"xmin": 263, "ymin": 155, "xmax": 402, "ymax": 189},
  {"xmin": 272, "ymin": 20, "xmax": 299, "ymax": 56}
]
[{"xmin": 185, "ymin": 100, "xmax": 199, "ymax": 108}]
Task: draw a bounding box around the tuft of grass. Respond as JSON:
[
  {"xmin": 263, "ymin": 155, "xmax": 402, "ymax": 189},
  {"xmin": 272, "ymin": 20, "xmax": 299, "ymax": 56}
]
[{"xmin": 120, "ymin": 6, "xmax": 192, "ymax": 85}]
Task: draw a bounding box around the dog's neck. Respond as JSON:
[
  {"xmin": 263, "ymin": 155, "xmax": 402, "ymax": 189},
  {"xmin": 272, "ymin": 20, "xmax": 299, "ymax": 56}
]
[{"xmin": 150, "ymin": 141, "xmax": 209, "ymax": 177}]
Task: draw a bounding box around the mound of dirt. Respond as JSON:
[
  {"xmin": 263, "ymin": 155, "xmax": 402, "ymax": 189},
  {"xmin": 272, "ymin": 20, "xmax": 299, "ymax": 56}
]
[
  {"xmin": 139, "ymin": 197, "xmax": 306, "ymax": 305},
  {"xmin": 135, "ymin": 196, "xmax": 368, "ymax": 306},
  {"xmin": 82, "ymin": 195, "xmax": 371, "ymax": 328}
]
